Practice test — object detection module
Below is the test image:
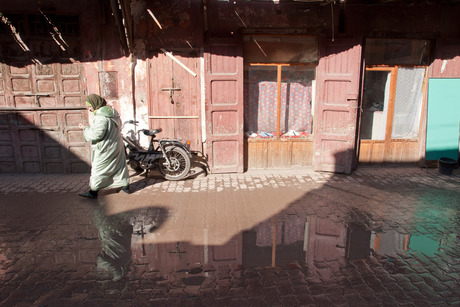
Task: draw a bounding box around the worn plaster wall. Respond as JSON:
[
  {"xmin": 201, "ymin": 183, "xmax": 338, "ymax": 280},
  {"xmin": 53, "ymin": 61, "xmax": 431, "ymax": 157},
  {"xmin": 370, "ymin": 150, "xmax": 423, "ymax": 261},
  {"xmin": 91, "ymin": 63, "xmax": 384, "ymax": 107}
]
[
  {"xmin": 133, "ymin": 0, "xmax": 203, "ymax": 51},
  {"xmin": 206, "ymin": 1, "xmax": 328, "ymax": 36},
  {"xmin": 430, "ymin": 40, "xmax": 460, "ymax": 78},
  {"xmin": 79, "ymin": 0, "xmax": 149, "ymax": 138}
]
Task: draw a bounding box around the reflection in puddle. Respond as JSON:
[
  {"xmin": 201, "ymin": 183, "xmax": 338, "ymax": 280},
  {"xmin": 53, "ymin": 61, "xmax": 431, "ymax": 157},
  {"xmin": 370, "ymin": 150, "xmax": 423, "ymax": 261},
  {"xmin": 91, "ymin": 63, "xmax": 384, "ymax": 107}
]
[
  {"xmin": 372, "ymin": 231, "xmax": 450, "ymax": 258},
  {"xmin": 2, "ymin": 175, "xmax": 460, "ymax": 306},
  {"xmin": 92, "ymin": 205, "xmax": 132, "ymax": 281},
  {"xmin": 1, "ymin": 191, "xmax": 458, "ymax": 306},
  {"xmin": 243, "ymin": 216, "xmax": 306, "ymax": 267},
  {"xmin": 91, "ymin": 206, "xmax": 455, "ymax": 283}
]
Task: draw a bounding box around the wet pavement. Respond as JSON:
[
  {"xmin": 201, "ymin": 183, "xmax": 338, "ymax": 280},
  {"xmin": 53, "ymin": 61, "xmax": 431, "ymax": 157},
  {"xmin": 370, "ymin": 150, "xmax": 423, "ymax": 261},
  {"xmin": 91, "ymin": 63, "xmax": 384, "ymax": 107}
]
[{"xmin": 0, "ymin": 166, "xmax": 460, "ymax": 306}]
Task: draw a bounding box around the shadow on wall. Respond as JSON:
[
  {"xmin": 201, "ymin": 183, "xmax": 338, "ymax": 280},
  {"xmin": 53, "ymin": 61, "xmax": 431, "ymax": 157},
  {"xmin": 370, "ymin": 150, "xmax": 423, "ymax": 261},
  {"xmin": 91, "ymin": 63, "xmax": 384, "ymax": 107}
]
[
  {"xmin": 1, "ymin": 1, "xmax": 460, "ymax": 68},
  {"xmin": 0, "ymin": 1, "xmax": 203, "ymax": 67},
  {"xmin": 0, "ymin": 111, "xmax": 90, "ymax": 173},
  {"xmin": 0, "ymin": 1, "xmax": 125, "ymax": 67},
  {"xmin": 1, "ymin": 2, "xmax": 459, "ymax": 173}
]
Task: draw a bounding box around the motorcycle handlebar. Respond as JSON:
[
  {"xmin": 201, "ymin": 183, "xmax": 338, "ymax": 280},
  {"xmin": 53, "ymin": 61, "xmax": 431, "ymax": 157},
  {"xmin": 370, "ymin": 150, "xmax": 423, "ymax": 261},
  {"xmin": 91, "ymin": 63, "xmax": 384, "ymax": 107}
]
[{"xmin": 122, "ymin": 120, "xmax": 138, "ymax": 129}]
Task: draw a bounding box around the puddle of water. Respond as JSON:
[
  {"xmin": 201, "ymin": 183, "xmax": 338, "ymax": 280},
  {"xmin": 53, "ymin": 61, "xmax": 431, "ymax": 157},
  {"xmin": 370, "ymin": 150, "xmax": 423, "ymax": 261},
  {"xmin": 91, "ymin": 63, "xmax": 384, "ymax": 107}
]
[
  {"xmin": 1, "ymin": 194, "xmax": 457, "ymax": 290},
  {"xmin": 91, "ymin": 210, "xmax": 455, "ymax": 282},
  {"xmin": 1, "ymin": 193, "xmax": 459, "ymax": 307}
]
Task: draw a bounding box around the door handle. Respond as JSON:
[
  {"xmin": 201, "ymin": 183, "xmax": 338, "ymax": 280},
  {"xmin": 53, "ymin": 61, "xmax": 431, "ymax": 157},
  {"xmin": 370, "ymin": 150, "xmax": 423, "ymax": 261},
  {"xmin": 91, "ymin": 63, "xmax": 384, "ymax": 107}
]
[
  {"xmin": 22, "ymin": 93, "xmax": 51, "ymax": 107},
  {"xmin": 347, "ymin": 93, "xmax": 358, "ymax": 100}
]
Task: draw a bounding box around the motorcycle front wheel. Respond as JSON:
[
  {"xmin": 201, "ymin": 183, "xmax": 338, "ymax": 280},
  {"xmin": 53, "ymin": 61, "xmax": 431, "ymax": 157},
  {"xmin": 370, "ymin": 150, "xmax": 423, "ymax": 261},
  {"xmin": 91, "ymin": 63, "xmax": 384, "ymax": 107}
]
[{"xmin": 158, "ymin": 147, "xmax": 191, "ymax": 180}]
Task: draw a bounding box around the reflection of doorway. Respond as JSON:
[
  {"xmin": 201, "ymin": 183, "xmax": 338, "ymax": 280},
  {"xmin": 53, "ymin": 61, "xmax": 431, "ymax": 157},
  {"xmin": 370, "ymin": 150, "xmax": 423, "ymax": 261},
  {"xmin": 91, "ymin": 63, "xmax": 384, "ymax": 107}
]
[{"xmin": 358, "ymin": 66, "xmax": 427, "ymax": 163}]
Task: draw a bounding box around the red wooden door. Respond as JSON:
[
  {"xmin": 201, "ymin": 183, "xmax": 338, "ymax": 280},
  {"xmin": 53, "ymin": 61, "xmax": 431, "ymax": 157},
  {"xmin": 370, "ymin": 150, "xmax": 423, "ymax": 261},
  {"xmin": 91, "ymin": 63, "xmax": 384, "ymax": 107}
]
[
  {"xmin": 0, "ymin": 62, "xmax": 89, "ymax": 174},
  {"xmin": 313, "ymin": 39, "xmax": 362, "ymax": 174},
  {"xmin": 149, "ymin": 53, "xmax": 201, "ymax": 151},
  {"xmin": 306, "ymin": 217, "xmax": 346, "ymax": 268},
  {"xmin": 0, "ymin": 12, "xmax": 88, "ymax": 174},
  {"xmin": 205, "ymin": 39, "xmax": 244, "ymax": 173},
  {"xmin": 209, "ymin": 233, "xmax": 242, "ymax": 265}
]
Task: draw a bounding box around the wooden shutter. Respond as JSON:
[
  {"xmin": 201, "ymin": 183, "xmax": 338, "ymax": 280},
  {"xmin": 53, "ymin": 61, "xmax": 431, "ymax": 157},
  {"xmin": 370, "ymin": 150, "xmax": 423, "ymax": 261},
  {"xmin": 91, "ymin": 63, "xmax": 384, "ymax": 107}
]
[
  {"xmin": 205, "ymin": 38, "xmax": 244, "ymax": 173},
  {"xmin": 314, "ymin": 38, "xmax": 362, "ymax": 174}
]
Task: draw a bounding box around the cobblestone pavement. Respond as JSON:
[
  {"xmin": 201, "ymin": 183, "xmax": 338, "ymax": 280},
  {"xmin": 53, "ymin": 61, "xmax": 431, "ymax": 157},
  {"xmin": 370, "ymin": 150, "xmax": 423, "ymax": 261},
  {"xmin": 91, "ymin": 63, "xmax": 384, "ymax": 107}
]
[{"xmin": 0, "ymin": 166, "xmax": 459, "ymax": 306}]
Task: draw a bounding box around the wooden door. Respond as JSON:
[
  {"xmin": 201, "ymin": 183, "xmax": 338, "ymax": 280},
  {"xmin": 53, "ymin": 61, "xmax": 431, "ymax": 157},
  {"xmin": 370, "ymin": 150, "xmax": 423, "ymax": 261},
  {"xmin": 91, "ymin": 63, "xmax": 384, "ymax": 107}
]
[
  {"xmin": 314, "ymin": 39, "xmax": 362, "ymax": 174},
  {"xmin": 209, "ymin": 233, "xmax": 242, "ymax": 265},
  {"xmin": 358, "ymin": 67, "xmax": 427, "ymax": 163},
  {"xmin": 306, "ymin": 217, "xmax": 346, "ymax": 268},
  {"xmin": 205, "ymin": 39, "xmax": 244, "ymax": 173},
  {"xmin": 0, "ymin": 63, "xmax": 89, "ymax": 174},
  {"xmin": 149, "ymin": 52, "xmax": 201, "ymax": 151}
]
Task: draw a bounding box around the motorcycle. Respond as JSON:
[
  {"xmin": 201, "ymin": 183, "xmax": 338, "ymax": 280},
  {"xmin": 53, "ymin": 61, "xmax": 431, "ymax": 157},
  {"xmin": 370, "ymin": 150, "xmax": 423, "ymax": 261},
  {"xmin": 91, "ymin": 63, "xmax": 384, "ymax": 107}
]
[{"xmin": 121, "ymin": 120, "xmax": 192, "ymax": 180}]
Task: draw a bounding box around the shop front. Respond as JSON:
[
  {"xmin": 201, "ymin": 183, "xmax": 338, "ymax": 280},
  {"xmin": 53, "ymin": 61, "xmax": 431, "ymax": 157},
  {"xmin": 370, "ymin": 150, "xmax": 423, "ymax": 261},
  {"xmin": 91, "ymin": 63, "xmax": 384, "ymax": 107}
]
[{"xmin": 243, "ymin": 35, "xmax": 317, "ymax": 169}]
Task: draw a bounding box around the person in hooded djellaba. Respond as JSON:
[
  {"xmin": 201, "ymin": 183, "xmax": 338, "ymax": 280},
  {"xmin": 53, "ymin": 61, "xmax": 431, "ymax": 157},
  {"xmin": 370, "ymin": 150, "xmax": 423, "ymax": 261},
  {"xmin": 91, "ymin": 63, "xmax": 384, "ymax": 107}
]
[{"xmin": 78, "ymin": 94, "xmax": 130, "ymax": 199}]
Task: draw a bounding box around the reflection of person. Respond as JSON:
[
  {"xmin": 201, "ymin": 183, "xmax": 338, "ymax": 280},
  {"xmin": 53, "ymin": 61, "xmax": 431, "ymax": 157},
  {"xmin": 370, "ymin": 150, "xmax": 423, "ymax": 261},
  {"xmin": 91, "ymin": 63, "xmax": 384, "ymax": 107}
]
[
  {"xmin": 78, "ymin": 94, "xmax": 129, "ymax": 199},
  {"xmin": 92, "ymin": 204, "xmax": 133, "ymax": 281}
]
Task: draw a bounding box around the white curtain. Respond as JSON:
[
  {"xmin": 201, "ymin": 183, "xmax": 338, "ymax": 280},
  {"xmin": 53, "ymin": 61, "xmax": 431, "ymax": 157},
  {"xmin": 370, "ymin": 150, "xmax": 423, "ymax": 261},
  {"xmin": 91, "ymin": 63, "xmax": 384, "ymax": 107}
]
[{"xmin": 391, "ymin": 68, "xmax": 426, "ymax": 139}]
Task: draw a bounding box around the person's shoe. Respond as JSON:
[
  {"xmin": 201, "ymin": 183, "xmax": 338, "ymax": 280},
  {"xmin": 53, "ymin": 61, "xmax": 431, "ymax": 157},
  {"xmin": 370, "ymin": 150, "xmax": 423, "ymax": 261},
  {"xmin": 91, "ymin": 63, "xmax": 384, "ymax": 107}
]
[
  {"xmin": 121, "ymin": 185, "xmax": 130, "ymax": 194},
  {"xmin": 78, "ymin": 190, "xmax": 98, "ymax": 199}
]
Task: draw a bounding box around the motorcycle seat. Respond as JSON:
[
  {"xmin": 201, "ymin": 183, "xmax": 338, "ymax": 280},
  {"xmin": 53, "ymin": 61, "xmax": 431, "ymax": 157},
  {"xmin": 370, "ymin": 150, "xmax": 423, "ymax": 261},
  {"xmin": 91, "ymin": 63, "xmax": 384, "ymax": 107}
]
[{"xmin": 142, "ymin": 128, "xmax": 162, "ymax": 136}]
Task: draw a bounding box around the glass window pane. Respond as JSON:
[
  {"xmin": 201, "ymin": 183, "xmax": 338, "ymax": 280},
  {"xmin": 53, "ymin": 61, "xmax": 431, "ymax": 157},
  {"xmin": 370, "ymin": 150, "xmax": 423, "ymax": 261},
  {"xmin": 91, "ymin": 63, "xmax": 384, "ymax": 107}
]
[
  {"xmin": 391, "ymin": 67, "xmax": 425, "ymax": 139},
  {"xmin": 245, "ymin": 66, "xmax": 278, "ymax": 138},
  {"xmin": 280, "ymin": 66, "xmax": 314, "ymax": 138},
  {"xmin": 365, "ymin": 39, "xmax": 431, "ymax": 65},
  {"xmin": 244, "ymin": 36, "xmax": 317, "ymax": 63},
  {"xmin": 244, "ymin": 66, "xmax": 315, "ymax": 139},
  {"xmin": 360, "ymin": 70, "xmax": 391, "ymax": 140}
]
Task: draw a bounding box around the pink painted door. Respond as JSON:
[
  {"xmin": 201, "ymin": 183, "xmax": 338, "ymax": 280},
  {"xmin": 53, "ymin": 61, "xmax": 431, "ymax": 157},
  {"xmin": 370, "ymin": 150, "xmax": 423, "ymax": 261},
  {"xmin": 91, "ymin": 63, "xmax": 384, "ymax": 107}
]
[
  {"xmin": 314, "ymin": 39, "xmax": 362, "ymax": 174},
  {"xmin": 209, "ymin": 234, "xmax": 242, "ymax": 265},
  {"xmin": 0, "ymin": 63, "xmax": 89, "ymax": 174},
  {"xmin": 306, "ymin": 217, "xmax": 346, "ymax": 269},
  {"xmin": 149, "ymin": 52, "xmax": 201, "ymax": 151},
  {"xmin": 205, "ymin": 39, "xmax": 244, "ymax": 173}
]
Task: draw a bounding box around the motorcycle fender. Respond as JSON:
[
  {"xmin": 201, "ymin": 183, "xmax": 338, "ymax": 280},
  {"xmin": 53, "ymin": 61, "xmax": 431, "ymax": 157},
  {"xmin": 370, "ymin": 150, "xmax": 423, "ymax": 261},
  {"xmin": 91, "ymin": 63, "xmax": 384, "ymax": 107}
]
[{"xmin": 165, "ymin": 142, "xmax": 192, "ymax": 157}]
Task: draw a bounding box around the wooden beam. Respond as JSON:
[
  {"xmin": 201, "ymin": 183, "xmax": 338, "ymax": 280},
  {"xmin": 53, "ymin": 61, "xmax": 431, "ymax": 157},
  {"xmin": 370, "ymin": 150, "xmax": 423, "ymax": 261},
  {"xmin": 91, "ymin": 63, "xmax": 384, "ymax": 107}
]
[
  {"xmin": 271, "ymin": 222, "xmax": 277, "ymax": 267},
  {"xmin": 276, "ymin": 65, "xmax": 282, "ymax": 138},
  {"xmin": 417, "ymin": 67, "xmax": 429, "ymax": 164},
  {"xmin": 160, "ymin": 48, "xmax": 197, "ymax": 77},
  {"xmin": 109, "ymin": 0, "xmax": 129, "ymax": 56},
  {"xmin": 120, "ymin": 0, "xmax": 134, "ymax": 53},
  {"xmin": 147, "ymin": 9, "xmax": 163, "ymax": 29},
  {"xmin": 383, "ymin": 67, "xmax": 398, "ymax": 158},
  {"xmin": 149, "ymin": 116, "xmax": 199, "ymax": 119}
]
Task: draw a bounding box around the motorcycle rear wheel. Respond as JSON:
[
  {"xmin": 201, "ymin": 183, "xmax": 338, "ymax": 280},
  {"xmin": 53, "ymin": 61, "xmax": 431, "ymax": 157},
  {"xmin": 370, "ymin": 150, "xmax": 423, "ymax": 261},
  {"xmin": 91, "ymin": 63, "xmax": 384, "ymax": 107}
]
[{"xmin": 158, "ymin": 147, "xmax": 191, "ymax": 180}]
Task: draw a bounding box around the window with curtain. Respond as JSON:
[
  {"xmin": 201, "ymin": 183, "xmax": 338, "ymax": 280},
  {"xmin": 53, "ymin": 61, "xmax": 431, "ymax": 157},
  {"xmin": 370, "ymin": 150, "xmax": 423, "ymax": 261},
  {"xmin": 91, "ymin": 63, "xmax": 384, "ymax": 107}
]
[
  {"xmin": 360, "ymin": 70, "xmax": 391, "ymax": 140},
  {"xmin": 244, "ymin": 65, "xmax": 315, "ymax": 139},
  {"xmin": 360, "ymin": 67, "xmax": 426, "ymax": 141},
  {"xmin": 391, "ymin": 67, "xmax": 425, "ymax": 139},
  {"xmin": 243, "ymin": 35, "xmax": 317, "ymax": 140}
]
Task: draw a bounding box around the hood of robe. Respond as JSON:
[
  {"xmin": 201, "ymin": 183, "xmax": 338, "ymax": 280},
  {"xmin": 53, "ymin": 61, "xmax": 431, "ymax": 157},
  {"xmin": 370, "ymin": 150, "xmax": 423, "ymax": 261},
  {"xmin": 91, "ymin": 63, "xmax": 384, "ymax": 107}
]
[
  {"xmin": 95, "ymin": 105, "xmax": 114, "ymax": 117},
  {"xmin": 86, "ymin": 94, "xmax": 107, "ymax": 111},
  {"xmin": 95, "ymin": 105, "xmax": 122, "ymax": 128}
]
